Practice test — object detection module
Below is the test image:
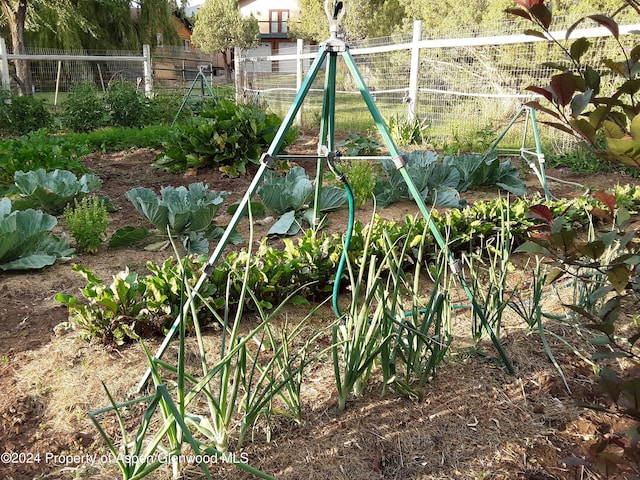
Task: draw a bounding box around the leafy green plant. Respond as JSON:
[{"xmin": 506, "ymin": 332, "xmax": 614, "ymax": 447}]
[
  {"xmin": 333, "ymin": 159, "xmax": 378, "ymax": 208},
  {"xmin": 374, "ymin": 150, "xmax": 526, "ymax": 208},
  {"xmin": 336, "ymin": 133, "xmax": 382, "ymax": 156},
  {"xmin": 56, "ymin": 257, "xmax": 217, "ymax": 346},
  {"xmin": 439, "ymin": 127, "xmax": 496, "ymax": 156},
  {"xmin": 448, "ymin": 153, "xmax": 525, "ymax": 195},
  {"xmin": 62, "ymin": 195, "xmax": 109, "ymax": 253},
  {"xmin": 56, "ymin": 265, "xmax": 152, "ymax": 347},
  {"xmin": 62, "ymin": 81, "xmax": 106, "ymax": 133},
  {"xmin": 118, "ymin": 183, "xmax": 229, "ymax": 253},
  {"xmin": 0, "ymin": 91, "xmax": 52, "ymax": 136},
  {"xmin": 105, "ymin": 81, "xmax": 147, "ymax": 129},
  {"xmin": 507, "ymin": 0, "xmax": 640, "ymax": 169},
  {"xmin": 387, "ymin": 113, "xmax": 430, "ymax": 147},
  {"xmin": 333, "ymin": 209, "xmax": 452, "ymax": 410},
  {"xmin": 516, "ymin": 190, "xmax": 640, "ymax": 475},
  {"xmin": 0, "ymin": 197, "xmax": 74, "ymax": 271},
  {"xmin": 375, "ymin": 150, "xmax": 462, "ymax": 207},
  {"xmin": 257, "ymin": 166, "xmax": 347, "ymax": 236},
  {"xmin": 62, "ymin": 124, "xmax": 169, "ymax": 152},
  {"xmin": 375, "ymin": 150, "xmax": 460, "ymax": 207},
  {"xmin": 463, "ymin": 199, "xmax": 515, "ymax": 343},
  {"xmin": 153, "ymin": 99, "xmax": 298, "ymax": 177},
  {"xmin": 12, "ymin": 168, "xmax": 102, "ymax": 214},
  {"xmin": 0, "ymin": 131, "xmax": 90, "ymax": 189}
]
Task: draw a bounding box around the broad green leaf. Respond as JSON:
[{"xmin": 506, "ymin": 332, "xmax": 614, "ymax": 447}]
[
  {"xmin": 570, "ymin": 89, "xmax": 593, "ymax": 116},
  {"xmin": 570, "ymin": 38, "xmax": 590, "ymax": 63},
  {"xmin": 607, "ymin": 265, "xmax": 631, "ymax": 292},
  {"xmin": 616, "ymin": 208, "xmax": 631, "ymax": 229},
  {"xmin": 318, "ymin": 186, "xmax": 348, "ymax": 212},
  {"xmin": 126, "ymin": 187, "xmax": 170, "ymax": 230},
  {"xmin": 267, "ymin": 210, "xmax": 297, "ymax": 236},
  {"xmin": 0, "ymin": 253, "xmax": 58, "ymax": 271},
  {"xmin": 514, "ymin": 242, "xmax": 551, "ymax": 255},
  {"xmin": 430, "ymin": 187, "xmax": 462, "ymax": 207},
  {"xmin": 109, "ymin": 227, "xmax": 152, "ymax": 248}
]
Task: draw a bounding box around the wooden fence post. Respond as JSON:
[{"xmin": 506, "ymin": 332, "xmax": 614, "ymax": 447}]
[
  {"xmin": 143, "ymin": 44, "xmax": 153, "ymax": 97},
  {"xmin": 0, "ymin": 38, "xmax": 10, "ymax": 91}
]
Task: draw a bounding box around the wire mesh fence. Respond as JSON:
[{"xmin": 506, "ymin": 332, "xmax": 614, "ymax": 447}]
[
  {"xmin": 238, "ymin": 13, "xmax": 640, "ymax": 151},
  {"xmin": 0, "ymin": 41, "xmax": 226, "ymax": 107}
]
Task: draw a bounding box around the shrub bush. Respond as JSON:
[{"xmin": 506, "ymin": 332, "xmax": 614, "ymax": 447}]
[
  {"xmin": 62, "ymin": 195, "xmax": 109, "ymax": 253},
  {"xmin": 105, "ymin": 81, "xmax": 147, "ymax": 129},
  {"xmin": 154, "ymin": 99, "xmax": 298, "ymax": 177},
  {"xmin": 62, "ymin": 81, "xmax": 106, "ymax": 132},
  {"xmin": 0, "ymin": 91, "xmax": 52, "ymax": 136}
]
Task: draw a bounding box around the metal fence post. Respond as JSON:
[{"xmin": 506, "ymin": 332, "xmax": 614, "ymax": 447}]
[
  {"xmin": 296, "ymin": 38, "xmax": 304, "ymax": 127},
  {"xmin": 143, "ymin": 44, "xmax": 153, "ymax": 97},
  {"xmin": 407, "ymin": 20, "xmax": 422, "ymax": 123},
  {"xmin": 0, "ymin": 38, "xmax": 10, "ymax": 91}
]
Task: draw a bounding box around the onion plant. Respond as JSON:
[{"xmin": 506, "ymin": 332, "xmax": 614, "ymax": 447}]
[
  {"xmin": 332, "ymin": 209, "xmax": 453, "ymax": 411},
  {"xmin": 88, "ymin": 209, "xmax": 321, "ymax": 479},
  {"xmin": 463, "ymin": 196, "xmax": 515, "ymax": 344}
]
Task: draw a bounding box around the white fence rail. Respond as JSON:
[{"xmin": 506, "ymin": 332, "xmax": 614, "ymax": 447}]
[
  {"xmin": 237, "ymin": 18, "xmax": 640, "ymax": 149},
  {"xmin": 0, "ymin": 39, "xmax": 153, "ymax": 102}
]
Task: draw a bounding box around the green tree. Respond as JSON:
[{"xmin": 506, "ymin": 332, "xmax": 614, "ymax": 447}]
[
  {"xmin": 291, "ymin": 0, "xmax": 405, "ymax": 42},
  {"xmin": 191, "ymin": 0, "xmax": 259, "ymax": 82},
  {"xmin": 1, "ymin": 0, "xmax": 182, "ymax": 94},
  {"xmin": 26, "ymin": 0, "xmax": 139, "ymax": 51},
  {"xmin": 1, "ymin": 0, "xmax": 33, "ymax": 95},
  {"xmin": 135, "ymin": 0, "xmax": 180, "ymax": 47}
]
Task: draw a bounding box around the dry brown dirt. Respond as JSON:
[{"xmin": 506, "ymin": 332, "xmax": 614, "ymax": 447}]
[{"xmin": 1, "ymin": 137, "xmax": 640, "ymax": 480}]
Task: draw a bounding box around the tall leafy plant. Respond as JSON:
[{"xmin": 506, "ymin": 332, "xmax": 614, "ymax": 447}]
[
  {"xmin": 88, "ymin": 227, "xmax": 317, "ymax": 480},
  {"xmin": 154, "ymin": 99, "xmax": 298, "ymax": 177},
  {"xmin": 374, "ymin": 150, "xmax": 526, "ymax": 208},
  {"xmin": 507, "ymin": 0, "xmax": 640, "ymax": 168},
  {"xmin": 0, "ymin": 131, "xmax": 90, "ymax": 189}
]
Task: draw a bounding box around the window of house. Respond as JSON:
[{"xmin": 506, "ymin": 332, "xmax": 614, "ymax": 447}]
[
  {"xmin": 269, "ymin": 10, "xmax": 289, "ymax": 34},
  {"xmin": 183, "ymin": 39, "xmax": 191, "ymax": 52},
  {"xmin": 156, "ymin": 32, "xmax": 163, "ymax": 47}
]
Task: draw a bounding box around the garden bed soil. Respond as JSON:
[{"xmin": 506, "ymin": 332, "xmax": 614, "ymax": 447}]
[{"xmin": 1, "ymin": 137, "xmax": 640, "ymax": 480}]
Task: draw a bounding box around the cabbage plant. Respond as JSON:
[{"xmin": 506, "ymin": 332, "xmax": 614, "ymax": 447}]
[
  {"xmin": 257, "ymin": 166, "xmax": 347, "ymax": 236},
  {"xmin": 13, "ymin": 168, "xmax": 102, "ymax": 215},
  {"xmin": 0, "ymin": 197, "xmax": 74, "ymax": 271},
  {"xmin": 119, "ymin": 183, "xmax": 229, "ymax": 254}
]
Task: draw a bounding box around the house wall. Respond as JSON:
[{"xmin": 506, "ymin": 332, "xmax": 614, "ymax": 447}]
[
  {"xmin": 238, "ymin": 0, "xmax": 302, "ymax": 73},
  {"xmin": 239, "ymin": 0, "xmax": 301, "ymax": 24}
]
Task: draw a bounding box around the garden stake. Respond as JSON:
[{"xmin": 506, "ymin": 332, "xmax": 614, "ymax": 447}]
[
  {"xmin": 483, "ymin": 104, "xmax": 553, "ymax": 200},
  {"xmin": 138, "ymin": 0, "xmax": 513, "ymax": 392},
  {"xmin": 171, "ymin": 64, "xmax": 216, "ymax": 126}
]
